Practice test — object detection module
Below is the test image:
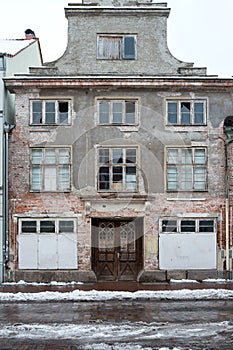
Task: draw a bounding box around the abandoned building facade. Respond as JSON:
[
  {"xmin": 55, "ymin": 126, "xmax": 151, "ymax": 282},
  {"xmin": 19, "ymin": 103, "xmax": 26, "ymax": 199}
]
[{"xmin": 4, "ymin": 0, "xmax": 233, "ymax": 283}]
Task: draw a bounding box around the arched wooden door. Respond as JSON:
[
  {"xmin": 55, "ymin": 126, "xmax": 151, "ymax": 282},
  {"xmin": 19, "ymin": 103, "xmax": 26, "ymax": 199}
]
[{"xmin": 92, "ymin": 218, "xmax": 143, "ymax": 281}]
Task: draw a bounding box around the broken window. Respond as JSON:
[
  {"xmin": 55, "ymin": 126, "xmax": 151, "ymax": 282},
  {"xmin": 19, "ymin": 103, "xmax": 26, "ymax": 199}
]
[
  {"xmin": 98, "ymin": 100, "xmax": 137, "ymax": 125},
  {"xmin": 30, "ymin": 147, "xmax": 71, "ymax": 192},
  {"xmin": 167, "ymin": 100, "xmax": 206, "ymax": 125},
  {"xmin": 166, "ymin": 147, "xmax": 207, "ymax": 191},
  {"xmin": 98, "ymin": 147, "xmax": 138, "ymax": 192},
  {"xmin": 97, "ymin": 35, "xmax": 137, "ymax": 60},
  {"xmin": 31, "ymin": 100, "xmax": 70, "ymax": 125}
]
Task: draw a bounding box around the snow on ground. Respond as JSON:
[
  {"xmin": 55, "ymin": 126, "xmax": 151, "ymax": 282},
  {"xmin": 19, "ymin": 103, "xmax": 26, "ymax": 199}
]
[
  {"xmin": 0, "ymin": 320, "xmax": 232, "ymax": 348},
  {"xmin": 0, "ymin": 287, "xmax": 233, "ymax": 302},
  {"xmin": 0, "ymin": 320, "xmax": 231, "ymax": 341}
]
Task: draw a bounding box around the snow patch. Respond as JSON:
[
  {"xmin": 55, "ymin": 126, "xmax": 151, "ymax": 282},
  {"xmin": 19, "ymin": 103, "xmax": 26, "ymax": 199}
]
[
  {"xmin": 0, "ymin": 289, "xmax": 233, "ymax": 302},
  {"xmin": 0, "ymin": 321, "xmax": 231, "ymax": 343}
]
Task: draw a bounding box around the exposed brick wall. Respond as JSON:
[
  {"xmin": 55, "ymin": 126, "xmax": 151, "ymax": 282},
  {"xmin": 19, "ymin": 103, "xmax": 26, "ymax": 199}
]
[{"xmin": 7, "ymin": 85, "xmax": 233, "ymax": 281}]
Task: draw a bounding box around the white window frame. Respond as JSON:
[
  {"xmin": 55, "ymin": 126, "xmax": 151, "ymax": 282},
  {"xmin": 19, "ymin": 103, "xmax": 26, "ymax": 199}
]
[
  {"xmin": 97, "ymin": 34, "xmax": 137, "ymax": 60},
  {"xmin": 30, "ymin": 100, "xmax": 71, "ymax": 125},
  {"xmin": 97, "ymin": 99, "xmax": 139, "ymax": 125},
  {"xmin": 97, "ymin": 146, "xmax": 138, "ymax": 192},
  {"xmin": 166, "ymin": 147, "xmax": 207, "ymax": 192},
  {"xmin": 166, "ymin": 100, "xmax": 207, "ymax": 125},
  {"xmin": 30, "ymin": 147, "xmax": 71, "ymax": 192},
  {"xmin": 160, "ymin": 218, "xmax": 216, "ymax": 234},
  {"xmin": 19, "ymin": 218, "xmax": 76, "ymax": 235}
]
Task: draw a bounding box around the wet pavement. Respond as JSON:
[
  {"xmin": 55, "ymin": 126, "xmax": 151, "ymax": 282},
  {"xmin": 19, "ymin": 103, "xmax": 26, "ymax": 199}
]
[{"xmin": 0, "ymin": 299, "xmax": 233, "ymax": 349}]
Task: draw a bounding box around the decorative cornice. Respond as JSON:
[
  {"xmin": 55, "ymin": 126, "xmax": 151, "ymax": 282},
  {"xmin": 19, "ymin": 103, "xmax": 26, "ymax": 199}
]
[{"xmin": 4, "ymin": 75, "xmax": 233, "ymax": 93}]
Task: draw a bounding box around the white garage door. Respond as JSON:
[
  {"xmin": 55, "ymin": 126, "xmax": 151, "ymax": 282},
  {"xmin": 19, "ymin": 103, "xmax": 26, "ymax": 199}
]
[
  {"xmin": 159, "ymin": 233, "xmax": 217, "ymax": 270},
  {"xmin": 18, "ymin": 218, "xmax": 78, "ymax": 270}
]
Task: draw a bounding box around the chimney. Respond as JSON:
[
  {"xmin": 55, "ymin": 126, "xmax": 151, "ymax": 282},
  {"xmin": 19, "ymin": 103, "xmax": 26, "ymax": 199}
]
[{"xmin": 25, "ymin": 29, "xmax": 36, "ymax": 40}]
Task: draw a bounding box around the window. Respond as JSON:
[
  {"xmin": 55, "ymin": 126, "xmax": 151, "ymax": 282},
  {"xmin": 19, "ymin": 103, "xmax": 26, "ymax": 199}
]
[
  {"xmin": 31, "ymin": 100, "xmax": 70, "ymax": 125},
  {"xmin": 161, "ymin": 219, "xmax": 215, "ymax": 234},
  {"xmin": 167, "ymin": 100, "xmax": 206, "ymax": 125},
  {"xmin": 30, "ymin": 148, "xmax": 71, "ymax": 192},
  {"xmin": 98, "ymin": 100, "xmax": 138, "ymax": 125},
  {"xmin": 98, "ymin": 147, "xmax": 138, "ymax": 192},
  {"xmin": 166, "ymin": 147, "xmax": 207, "ymax": 191},
  {"xmin": 21, "ymin": 219, "xmax": 75, "ymax": 234},
  {"xmin": 0, "ymin": 56, "xmax": 4, "ymax": 70},
  {"xmin": 97, "ymin": 35, "xmax": 136, "ymax": 60}
]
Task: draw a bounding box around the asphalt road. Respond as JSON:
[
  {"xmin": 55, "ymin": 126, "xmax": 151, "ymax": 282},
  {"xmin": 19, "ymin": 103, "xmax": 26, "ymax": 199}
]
[{"xmin": 0, "ymin": 300, "xmax": 233, "ymax": 349}]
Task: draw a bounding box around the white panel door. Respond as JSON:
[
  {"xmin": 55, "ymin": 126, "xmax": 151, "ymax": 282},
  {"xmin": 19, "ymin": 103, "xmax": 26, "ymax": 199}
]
[
  {"xmin": 58, "ymin": 234, "xmax": 77, "ymax": 268},
  {"xmin": 18, "ymin": 235, "xmax": 38, "ymax": 269},
  {"xmin": 38, "ymin": 235, "xmax": 57, "ymax": 269},
  {"xmin": 159, "ymin": 233, "xmax": 216, "ymax": 270}
]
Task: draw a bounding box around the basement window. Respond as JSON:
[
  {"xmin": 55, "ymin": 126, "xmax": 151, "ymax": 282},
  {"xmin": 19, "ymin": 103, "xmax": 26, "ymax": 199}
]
[
  {"xmin": 97, "ymin": 35, "xmax": 137, "ymax": 60},
  {"xmin": 167, "ymin": 100, "xmax": 206, "ymax": 125},
  {"xmin": 31, "ymin": 100, "xmax": 71, "ymax": 125}
]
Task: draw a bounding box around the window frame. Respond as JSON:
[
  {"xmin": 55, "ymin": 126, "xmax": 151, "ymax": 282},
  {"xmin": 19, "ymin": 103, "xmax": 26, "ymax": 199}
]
[
  {"xmin": 166, "ymin": 147, "xmax": 208, "ymax": 192},
  {"xmin": 30, "ymin": 147, "xmax": 71, "ymax": 192},
  {"xmin": 19, "ymin": 218, "xmax": 76, "ymax": 235},
  {"xmin": 30, "ymin": 100, "xmax": 71, "ymax": 125},
  {"xmin": 166, "ymin": 100, "xmax": 207, "ymax": 126},
  {"xmin": 160, "ymin": 218, "xmax": 216, "ymax": 234},
  {"xmin": 97, "ymin": 146, "xmax": 138, "ymax": 192},
  {"xmin": 97, "ymin": 99, "xmax": 139, "ymax": 126},
  {"xmin": 97, "ymin": 34, "xmax": 137, "ymax": 60}
]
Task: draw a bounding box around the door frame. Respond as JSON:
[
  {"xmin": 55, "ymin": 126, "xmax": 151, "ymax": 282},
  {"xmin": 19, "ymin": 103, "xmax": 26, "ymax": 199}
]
[{"xmin": 91, "ymin": 217, "xmax": 144, "ymax": 281}]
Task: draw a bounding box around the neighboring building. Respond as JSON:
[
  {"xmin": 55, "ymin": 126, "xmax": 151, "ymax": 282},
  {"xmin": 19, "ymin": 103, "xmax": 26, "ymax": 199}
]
[
  {"xmin": 0, "ymin": 32, "xmax": 42, "ymax": 282},
  {"xmin": 4, "ymin": 0, "xmax": 233, "ymax": 283}
]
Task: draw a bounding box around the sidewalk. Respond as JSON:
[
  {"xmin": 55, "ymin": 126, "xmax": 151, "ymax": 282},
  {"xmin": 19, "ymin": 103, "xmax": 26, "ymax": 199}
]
[{"xmin": 0, "ymin": 280, "xmax": 233, "ymax": 293}]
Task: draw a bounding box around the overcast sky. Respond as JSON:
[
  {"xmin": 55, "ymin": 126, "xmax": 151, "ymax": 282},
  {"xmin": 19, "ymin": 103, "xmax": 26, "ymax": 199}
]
[{"xmin": 1, "ymin": 0, "xmax": 233, "ymax": 77}]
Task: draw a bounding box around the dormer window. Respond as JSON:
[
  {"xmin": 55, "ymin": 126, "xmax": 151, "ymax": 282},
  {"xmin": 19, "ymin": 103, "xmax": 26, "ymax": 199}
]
[{"xmin": 97, "ymin": 35, "xmax": 137, "ymax": 60}]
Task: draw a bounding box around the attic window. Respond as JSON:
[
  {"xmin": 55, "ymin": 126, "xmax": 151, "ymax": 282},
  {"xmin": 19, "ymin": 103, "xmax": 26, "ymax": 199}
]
[{"xmin": 97, "ymin": 35, "xmax": 137, "ymax": 60}]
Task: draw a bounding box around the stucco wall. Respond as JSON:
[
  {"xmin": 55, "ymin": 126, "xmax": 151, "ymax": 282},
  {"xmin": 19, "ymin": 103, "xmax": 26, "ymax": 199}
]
[
  {"xmin": 7, "ymin": 86, "xmax": 233, "ymax": 279},
  {"xmin": 45, "ymin": 6, "xmax": 193, "ymax": 76}
]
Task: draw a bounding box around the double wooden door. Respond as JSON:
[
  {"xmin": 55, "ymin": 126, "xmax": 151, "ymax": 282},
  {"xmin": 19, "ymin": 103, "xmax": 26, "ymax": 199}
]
[{"xmin": 92, "ymin": 218, "xmax": 143, "ymax": 281}]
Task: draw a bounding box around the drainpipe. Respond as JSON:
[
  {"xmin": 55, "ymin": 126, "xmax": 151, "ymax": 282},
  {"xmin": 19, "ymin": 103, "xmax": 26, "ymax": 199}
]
[
  {"xmin": 0, "ymin": 54, "xmax": 7, "ymax": 283},
  {"xmin": 224, "ymin": 139, "xmax": 230, "ymax": 279},
  {"xmin": 3, "ymin": 123, "xmax": 14, "ymax": 282},
  {"xmin": 223, "ymin": 122, "xmax": 233, "ymax": 280},
  {"xmin": 2, "ymin": 53, "xmax": 15, "ymax": 281}
]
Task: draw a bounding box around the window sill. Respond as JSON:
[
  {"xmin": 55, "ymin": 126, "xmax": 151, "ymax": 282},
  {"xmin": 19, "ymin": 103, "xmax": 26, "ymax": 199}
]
[
  {"xmin": 30, "ymin": 190, "xmax": 71, "ymax": 193},
  {"xmin": 166, "ymin": 197, "xmax": 206, "ymax": 201},
  {"xmin": 81, "ymin": 193, "xmax": 150, "ymax": 201}
]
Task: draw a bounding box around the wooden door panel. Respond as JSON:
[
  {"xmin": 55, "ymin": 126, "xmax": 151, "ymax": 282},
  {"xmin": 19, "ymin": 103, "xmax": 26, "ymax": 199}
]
[{"xmin": 92, "ymin": 218, "xmax": 143, "ymax": 281}]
